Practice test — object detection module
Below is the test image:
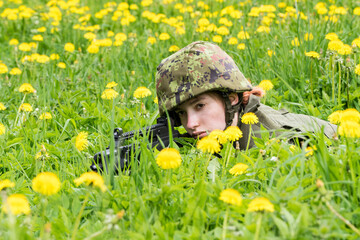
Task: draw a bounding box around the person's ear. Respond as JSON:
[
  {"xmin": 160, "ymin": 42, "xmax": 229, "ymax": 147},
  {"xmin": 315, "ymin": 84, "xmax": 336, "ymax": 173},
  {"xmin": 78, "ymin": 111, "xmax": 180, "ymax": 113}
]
[{"xmin": 228, "ymin": 92, "xmax": 239, "ymax": 106}]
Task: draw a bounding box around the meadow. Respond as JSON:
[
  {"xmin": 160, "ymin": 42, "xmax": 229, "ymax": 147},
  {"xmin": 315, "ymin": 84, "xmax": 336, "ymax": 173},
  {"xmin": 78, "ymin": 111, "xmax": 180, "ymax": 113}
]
[{"xmin": 0, "ymin": 0, "xmax": 360, "ymax": 239}]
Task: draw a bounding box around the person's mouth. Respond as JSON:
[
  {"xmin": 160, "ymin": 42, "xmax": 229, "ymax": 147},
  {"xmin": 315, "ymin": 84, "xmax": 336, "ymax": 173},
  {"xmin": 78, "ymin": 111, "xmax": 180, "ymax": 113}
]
[{"xmin": 192, "ymin": 131, "xmax": 207, "ymax": 139}]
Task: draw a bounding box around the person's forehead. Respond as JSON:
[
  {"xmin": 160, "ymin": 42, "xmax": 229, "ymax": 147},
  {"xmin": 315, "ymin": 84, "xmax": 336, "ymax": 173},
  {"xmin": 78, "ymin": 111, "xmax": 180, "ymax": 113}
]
[{"xmin": 176, "ymin": 93, "xmax": 212, "ymax": 110}]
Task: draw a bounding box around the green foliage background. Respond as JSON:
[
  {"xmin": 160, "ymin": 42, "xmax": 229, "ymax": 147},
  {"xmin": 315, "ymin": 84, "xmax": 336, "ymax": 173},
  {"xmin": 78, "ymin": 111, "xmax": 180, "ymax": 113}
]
[{"xmin": 0, "ymin": 0, "xmax": 360, "ymax": 239}]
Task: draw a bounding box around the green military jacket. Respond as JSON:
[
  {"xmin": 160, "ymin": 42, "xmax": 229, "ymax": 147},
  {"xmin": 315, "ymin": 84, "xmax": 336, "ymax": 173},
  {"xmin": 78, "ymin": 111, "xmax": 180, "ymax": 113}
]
[{"xmin": 237, "ymin": 95, "xmax": 338, "ymax": 150}]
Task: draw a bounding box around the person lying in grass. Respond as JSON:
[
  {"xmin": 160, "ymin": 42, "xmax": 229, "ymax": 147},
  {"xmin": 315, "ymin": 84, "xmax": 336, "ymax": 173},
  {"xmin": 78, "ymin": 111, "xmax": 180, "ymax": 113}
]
[{"xmin": 155, "ymin": 41, "xmax": 337, "ymax": 150}]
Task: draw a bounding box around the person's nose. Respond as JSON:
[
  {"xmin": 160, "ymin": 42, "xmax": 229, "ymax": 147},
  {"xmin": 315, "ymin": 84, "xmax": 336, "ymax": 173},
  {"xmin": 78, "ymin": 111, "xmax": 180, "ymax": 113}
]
[{"xmin": 186, "ymin": 112, "xmax": 200, "ymax": 130}]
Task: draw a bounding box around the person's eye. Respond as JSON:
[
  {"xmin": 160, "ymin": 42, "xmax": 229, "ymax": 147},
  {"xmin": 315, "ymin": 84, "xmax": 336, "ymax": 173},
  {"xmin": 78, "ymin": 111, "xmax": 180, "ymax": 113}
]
[
  {"xmin": 196, "ymin": 103, "xmax": 205, "ymax": 109},
  {"xmin": 176, "ymin": 110, "xmax": 185, "ymax": 117}
]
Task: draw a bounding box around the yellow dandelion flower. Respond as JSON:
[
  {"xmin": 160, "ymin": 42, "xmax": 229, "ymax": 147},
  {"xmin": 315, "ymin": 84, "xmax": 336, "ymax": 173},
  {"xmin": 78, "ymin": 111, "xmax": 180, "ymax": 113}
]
[
  {"xmin": 0, "ymin": 103, "xmax": 6, "ymax": 111},
  {"xmin": 87, "ymin": 44, "xmax": 99, "ymax": 54},
  {"xmin": 75, "ymin": 131, "xmax": 89, "ymax": 151},
  {"xmin": 328, "ymin": 110, "xmax": 342, "ymax": 124},
  {"xmin": 156, "ymin": 148, "xmax": 182, "ymax": 169},
  {"xmin": 197, "ymin": 136, "xmax": 221, "ymax": 154},
  {"xmin": 9, "ymin": 39, "xmax": 19, "ymax": 45},
  {"xmin": 353, "ymin": 38, "xmax": 360, "ymax": 48},
  {"xmin": 304, "ymin": 33, "xmax": 314, "ymax": 41},
  {"xmin": 32, "ymin": 35, "xmax": 43, "ymax": 41},
  {"xmin": 0, "ymin": 123, "xmax": 5, "ymax": 135},
  {"xmin": 0, "ymin": 63, "xmax": 8, "ymax": 74},
  {"xmin": 159, "ymin": 33, "xmax": 170, "ymax": 40},
  {"xmin": 228, "ymin": 37, "xmax": 238, "ymax": 45},
  {"xmin": 241, "ymin": 112, "xmax": 259, "ymax": 125},
  {"xmin": 209, "ymin": 129, "xmax": 228, "ymax": 144},
  {"xmin": 114, "ymin": 40, "xmax": 123, "ymax": 46},
  {"xmin": 115, "ymin": 33, "xmax": 127, "ymax": 42},
  {"xmin": 212, "ymin": 35, "xmax": 223, "ymax": 43},
  {"xmin": 133, "ymin": 86, "xmax": 151, "ymax": 99},
  {"xmin": 291, "ymin": 37, "xmax": 300, "ymax": 46},
  {"xmin": 57, "ymin": 62, "xmax": 66, "ymax": 69},
  {"xmin": 37, "ymin": 26, "xmax": 46, "ymax": 32},
  {"xmin": 64, "ymin": 43, "xmax": 75, "ymax": 53},
  {"xmin": 107, "ymin": 31, "xmax": 114, "ymax": 37},
  {"xmin": 19, "ymin": 83, "xmax": 35, "ymax": 94},
  {"xmin": 39, "ymin": 112, "xmax": 52, "ymax": 120},
  {"xmin": 106, "ymin": 81, "xmax": 118, "ymax": 88},
  {"xmin": 19, "ymin": 43, "xmax": 31, "ymax": 52},
  {"xmin": 289, "ymin": 145, "xmax": 299, "ymax": 153},
  {"xmin": 2, "ymin": 194, "xmax": 31, "ymax": 215},
  {"xmin": 36, "ymin": 55, "xmax": 50, "ymax": 64},
  {"xmin": 32, "ymin": 172, "xmax": 61, "ymax": 196},
  {"xmin": 74, "ymin": 172, "xmax": 107, "ymax": 192},
  {"xmin": 0, "ymin": 179, "xmax": 15, "ymax": 191},
  {"xmin": 216, "ymin": 26, "xmax": 229, "ymax": 35},
  {"xmin": 328, "ymin": 40, "xmax": 344, "ymax": 51},
  {"xmin": 247, "ymin": 197, "xmax": 274, "ymax": 212},
  {"xmin": 169, "ymin": 45, "xmax": 180, "ymax": 52},
  {"xmin": 147, "ymin": 36, "xmax": 157, "ymax": 44},
  {"xmin": 305, "ymin": 51, "xmax": 320, "ymax": 59},
  {"xmin": 337, "ymin": 44, "xmax": 352, "ymax": 55},
  {"xmin": 154, "ymin": 97, "xmax": 158, "ymax": 104},
  {"xmin": 237, "ymin": 43, "xmax": 245, "ymax": 50},
  {"xmin": 317, "ymin": 7, "xmax": 328, "ymax": 15},
  {"xmin": 353, "ymin": 64, "xmax": 360, "ymax": 76},
  {"xmin": 237, "ymin": 31, "xmax": 250, "ymax": 39},
  {"xmin": 278, "ymin": 2, "xmax": 286, "ymax": 8},
  {"xmin": 219, "ymin": 189, "xmax": 242, "ymax": 206},
  {"xmin": 305, "ymin": 146, "xmax": 317, "ymax": 156},
  {"xmin": 229, "ymin": 163, "xmax": 249, "ymax": 176},
  {"xmin": 198, "ymin": 17, "xmax": 210, "ymax": 26},
  {"xmin": 224, "ymin": 126, "xmax": 243, "ymax": 141},
  {"xmin": 84, "ymin": 32, "xmax": 96, "ymax": 40},
  {"xmin": 340, "ymin": 108, "xmax": 360, "ymax": 123},
  {"xmin": 258, "ymin": 80, "xmax": 274, "ymax": 91},
  {"xmin": 256, "ymin": 26, "xmax": 270, "ymax": 33},
  {"xmin": 267, "ymin": 50, "xmax": 275, "ymax": 57},
  {"xmin": 338, "ymin": 121, "xmax": 360, "ymax": 138},
  {"xmin": 20, "ymin": 103, "xmax": 33, "ymax": 112},
  {"xmin": 50, "ymin": 53, "xmax": 60, "ymax": 60},
  {"xmin": 325, "ymin": 33, "xmax": 339, "ymax": 41},
  {"xmin": 101, "ymin": 89, "xmax": 119, "ymax": 100},
  {"xmin": 10, "ymin": 68, "xmax": 22, "ymax": 75},
  {"xmin": 354, "ymin": 7, "xmax": 360, "ymax": 15}
]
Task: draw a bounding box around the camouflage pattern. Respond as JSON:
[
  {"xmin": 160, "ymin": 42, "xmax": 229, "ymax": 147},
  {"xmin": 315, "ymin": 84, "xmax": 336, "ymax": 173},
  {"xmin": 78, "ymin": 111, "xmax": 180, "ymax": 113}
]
[{"xmin": 156, "ymin": 41, "xmax": 253, "ymax": 115}]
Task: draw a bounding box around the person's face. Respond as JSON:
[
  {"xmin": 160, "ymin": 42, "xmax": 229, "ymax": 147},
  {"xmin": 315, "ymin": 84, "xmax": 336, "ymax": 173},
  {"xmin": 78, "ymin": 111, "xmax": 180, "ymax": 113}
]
[{"xmin": 175, "ymin": 93, "xmax": 227, "ymax": 138}]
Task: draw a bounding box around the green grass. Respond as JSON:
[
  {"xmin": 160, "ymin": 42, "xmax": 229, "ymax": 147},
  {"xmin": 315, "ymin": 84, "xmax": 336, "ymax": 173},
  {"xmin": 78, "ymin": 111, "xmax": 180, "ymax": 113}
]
[{"xmin": 0, "ymin": 0, "xmax": 360, "ymax": 239}]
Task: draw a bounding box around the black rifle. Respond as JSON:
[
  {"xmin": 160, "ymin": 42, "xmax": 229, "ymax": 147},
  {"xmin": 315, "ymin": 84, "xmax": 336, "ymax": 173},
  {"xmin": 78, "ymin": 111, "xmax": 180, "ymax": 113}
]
[{"xmin": 90, "ymin": 117, "xmax": 189, "ymax": 174}]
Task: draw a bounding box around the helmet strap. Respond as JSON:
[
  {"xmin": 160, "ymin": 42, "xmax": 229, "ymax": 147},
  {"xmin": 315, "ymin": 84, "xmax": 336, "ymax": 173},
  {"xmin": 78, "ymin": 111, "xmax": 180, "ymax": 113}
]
[{"xmin": 220, "ymin": 92, "xmax": 243, "ymax": 129}]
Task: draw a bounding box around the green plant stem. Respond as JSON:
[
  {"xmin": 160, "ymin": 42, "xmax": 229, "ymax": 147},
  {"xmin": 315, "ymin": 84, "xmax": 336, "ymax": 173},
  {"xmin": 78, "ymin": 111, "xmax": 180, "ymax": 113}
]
[
  {"xmin": 325, "ymin": 201, "xmax": 360, "ymax": 236},
  {"xmin": 331, "ymin": 55, "xmax": 335, "ymax": 103},
  {"xmin": 338, "ymin": 61, "xmax": 342, "ymax": 106},
  {"xmin": 109, "ymin": 99, "xmax": 115, "ymax": 186},
  {"xmin": 310, "ymin": 60, "xmax": 314, "ymax": 102},
  {"xmin": 263, "ymin": 93, "xmax": 267, "ymax": 105},
  {"xmin": 71, "ymin": 192, "xmax": 90, "ymax": 240},
  {"xmin": 345, "ymin": 138, "xmax": 357, "ymax": 204},
  {"xmin": 13, "ymin": 94, "xmax": 27, "ymax": 127},
  {"xmin": 221, "ymin": 143, "xmax": 232, "ymax": 178},
  {"xmin": 221, "ymin": 207, "xmax": 229, "ymax": 240},
  {"xmin": 254, "ymin": 213, "xmax": 263, "ymax": 240},
  {"xmin": 245, "ymin": 125, "xmax": 252, "ymax": 154},
  {"xmin": 346, "ymin": 69, "xmax": 349, "ymax": 107},
  {"xmin": 202, "ymin": 153, "xmax": 212, "ymax": 181}
]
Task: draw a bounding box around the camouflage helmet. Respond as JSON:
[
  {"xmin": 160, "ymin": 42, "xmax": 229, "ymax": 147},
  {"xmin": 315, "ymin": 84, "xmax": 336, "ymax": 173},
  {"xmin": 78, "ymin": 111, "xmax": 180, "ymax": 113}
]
[{"xmin": 156, "ymin": 41, "xmax": 252, "ymax": 118}]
